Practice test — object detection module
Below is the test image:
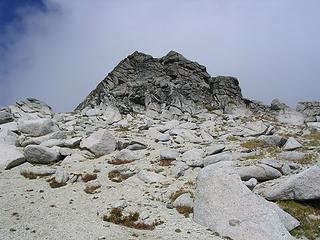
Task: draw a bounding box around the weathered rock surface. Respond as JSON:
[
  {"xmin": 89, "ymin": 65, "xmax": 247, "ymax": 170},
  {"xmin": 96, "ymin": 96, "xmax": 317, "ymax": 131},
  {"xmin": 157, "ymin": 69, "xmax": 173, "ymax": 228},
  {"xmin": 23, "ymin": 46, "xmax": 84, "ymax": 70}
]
[
  {"xmin": 296, "ymin": 101, "xmax": 320, "ymax": 122},
  {"xmin": 24, "ymin": 145, "xmax": 60, "ymax": 164},
  {"xmin": 75, "ymin": 51, "xmax": 247, "ymax": 114},
  {"xmin": 80, "ymin": 129, "xmax": 116, "ymax": 156},
  {"xmin": 193, "ymin": 162, "xmax": 295, "ymax": 240},
  {"xmin": 0, "ymin": 108, "xmax": 13, "ymax": 124},
  {"xmin": 237, "ymin": 164, "xmax": 282, "ymax": 182},
  {"xmin": 282, "ymin": 137, "xmax": 302, "ymax": 151},
  {"xmin": 254, "ymin": 165, "xmax": 320, "ymax": 201},
  {"xmin": 18, "ymin": 118, "xmax": 56, "ymax": 137},
  {"xmin": 0, "ymin": 144, "xmax": 25, "ymax": 170}
]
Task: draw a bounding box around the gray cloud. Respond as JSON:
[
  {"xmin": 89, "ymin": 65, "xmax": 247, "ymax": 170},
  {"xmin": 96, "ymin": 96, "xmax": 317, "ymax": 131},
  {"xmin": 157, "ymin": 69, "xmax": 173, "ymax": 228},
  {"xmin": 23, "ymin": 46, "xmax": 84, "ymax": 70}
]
[{"xmin": 0, "ymin": 0, "xmax": 319, "ymax": 112}]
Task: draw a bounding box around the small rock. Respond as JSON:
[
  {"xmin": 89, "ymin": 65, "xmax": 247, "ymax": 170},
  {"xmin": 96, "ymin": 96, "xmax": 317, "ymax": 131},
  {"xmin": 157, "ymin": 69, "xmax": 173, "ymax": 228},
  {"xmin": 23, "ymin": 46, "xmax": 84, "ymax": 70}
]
[
  {"xmin": 282, "ymin": 137, "xmax": 302, "ymax": 151},
  {"xmin": 160, "ymin": 150, "xmax": 179, "ymax": 160}
]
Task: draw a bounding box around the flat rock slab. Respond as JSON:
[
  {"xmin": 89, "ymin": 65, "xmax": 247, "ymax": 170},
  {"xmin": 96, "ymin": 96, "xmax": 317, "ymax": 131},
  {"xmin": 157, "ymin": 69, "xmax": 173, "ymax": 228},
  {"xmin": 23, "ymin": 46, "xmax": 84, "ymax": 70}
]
[
  {"xmin": 237, "ymin": 164, "xmax": 282, "ymax": 182},
  {"xmin": 0, "ymin": 144, "xmax": 25, "ymax": 170},
  {"xmin": 193, "ymin": 162, "xmax": 294, "ymax": 240},
  {"xmin": 18, "ymin": 118, "xmax": 56, "ymax": 137},
  {"xmin": 254, "ymin": 165, "xmax": 320, "ymax": 201}
]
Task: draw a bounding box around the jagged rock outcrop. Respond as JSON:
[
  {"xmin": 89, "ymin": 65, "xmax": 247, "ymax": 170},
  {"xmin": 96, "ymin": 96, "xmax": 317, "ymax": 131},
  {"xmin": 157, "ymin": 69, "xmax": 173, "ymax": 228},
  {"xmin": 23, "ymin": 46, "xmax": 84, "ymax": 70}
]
[
  {"xmin": 296, "ymin": 101, "xmax": 320, "ymax": 122},
  {"xmin": 75, "ymin": 51, "xmax": 246, "ymax": 114}
]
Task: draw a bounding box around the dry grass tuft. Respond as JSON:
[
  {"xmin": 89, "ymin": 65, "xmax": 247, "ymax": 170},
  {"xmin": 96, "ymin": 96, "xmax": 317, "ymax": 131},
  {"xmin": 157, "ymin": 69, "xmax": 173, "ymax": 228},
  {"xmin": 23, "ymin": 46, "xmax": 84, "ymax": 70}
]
[
  {"xmin": 108, "ymin": 170, "xmax": 130, "ymax": 183},
  {"xmin": 159, "ymin": 159, "xmax": 174, "ymax": 166},
  {"xmin": 176, "ymin": 205, "xmax": 193, "ymax": 218},
  {"xmin": 278, "ymin": 200, "xmax": 320, "ymax": 240},
  {"xmin": 170, "ymin": 189, "xmax": 194, "ymax": 203},
  {"xmin": 108, "ymin": 159, "xmax": 133, "ymax": 165},
  {"xmin": 48, "ymin": 179, "xmax": 66, "ymax": 188},
  {"xmin": 84, "ymin": 185, "xmax": 101, "ymax": 194},
  {"xmin": 81, "ymin": 173, "xmax": 97, "ymax": 182},
  {"xmin": 103, "ymin": 208, "xmax": 163, "ymax": 230},
  {"xmin": 21, "ymin": 172, "xmax": 53, "ymax": 180},
  {"xmin": 240, "ymin": 140, "xmax": 267, "ymax": 150}
]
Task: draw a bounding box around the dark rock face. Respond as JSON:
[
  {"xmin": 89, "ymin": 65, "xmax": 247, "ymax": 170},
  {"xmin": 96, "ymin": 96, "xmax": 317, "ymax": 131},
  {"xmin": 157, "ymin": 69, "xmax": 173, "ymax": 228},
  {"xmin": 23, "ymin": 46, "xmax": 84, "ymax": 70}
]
[
  {"xmin": 75, "ymin": 51, "xmax": 245, "ymax": 114},
  {"xmin": 296, "ymin": 101, "xmax": 320, "ymax": 122}
]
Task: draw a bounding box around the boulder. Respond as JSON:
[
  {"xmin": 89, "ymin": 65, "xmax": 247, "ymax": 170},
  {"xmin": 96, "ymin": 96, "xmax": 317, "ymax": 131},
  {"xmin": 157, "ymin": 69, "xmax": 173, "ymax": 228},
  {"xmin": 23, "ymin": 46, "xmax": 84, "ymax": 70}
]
[
  {"xmin": 181, "ymin": 149, "xmax": 205, "ymax": 167},
  {"xmin": 137, "ymin": 170, "xmax": 166, "ymax": 184},
  {"xmin": 193, "ymin": 162, "xmax": 295, "ymax": 240},
  {"xmin": 203, "ymin": 152, "xmax": 240, "ymax": 167},
  {"xmin": 80, "ymin": 129, "xmax": 116, "ymax": 156},
  {"xmin": 237, "ymin": 164, "xmax": 282, "ymax": 182},
  {"xmin": 18, "ymin": 118, "xmax": 56, "ymax": 137},
  {"xmin": 254, "ymin": 165, "xmax": 320, "ymax": 201},
  {"xmin": 114, "ymin": 149, "xmax": 140, "ymax": 161},
  {"xmin": 0, "ymin": 144, "xmax": 25, "ymax": 170},
  {"xmin": 205, "ymin": 144, "xmax": 225, "ymax": 156},
  {"xmin": 0, "ymin": 130, "xmax": 19, "ymax": 146},
  {"xmin": 53, "ymin": 167, "xmax": 69, "ymax": 185},
  {"xmin": 0, "ymin": 108, "xmax": 13, "ymax": 124},
  {"xmin": 173, "ymin": 193, "xmax": 193, "ymax": 208},
  {"xmin": 24, "ymin": 145, "xmax": 60, "ymax": 164},
  {"xmin": 160, "ymin": 150, "xmax": 179, "ymax": 160},
  {"xmin": 277, "ymin": 151, "xmax": 306, "ymax": 162},
  {"xmin": 282, "ymin": 137, "xmax": 302, "ymax": 151},
  {"xmin": 296, "ymin": 101, "xmax": 320, "ymax": 122},
  {"xmin": 242, "ymin": 121, "xmax": 268, "ymax": 137},
  {"xmin": 20, "ymin": 166, "xmax": 56, "ymax": 177},
  {"xmin": 270, "ymin": 99, "xmax": 289, "ymax": 111},
  {"xmin": 276, "ymin": 109, "xmax": 305, "ymax": 126},
  {"xmin": 258, "ymin": 135, "xmax": 287, "ymax": 147}
]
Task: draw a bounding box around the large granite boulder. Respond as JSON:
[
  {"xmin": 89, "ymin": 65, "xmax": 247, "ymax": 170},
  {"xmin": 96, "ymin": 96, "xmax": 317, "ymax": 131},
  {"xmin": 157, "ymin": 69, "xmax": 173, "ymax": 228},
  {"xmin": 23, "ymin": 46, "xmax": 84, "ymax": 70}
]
[
  {"xmin": 18, "ymin": 118, "xmax": 56, "ymax": 137},
  {"xmin": 0, "ymin": 144, "xmax": 25, "ymax": 170},
  {"xmin": 80, "ymin": 128, "xmax": 116, "ymax": 157},
  {"xmin": 193, "ymin": 162, "xmax": 295, "ymax": 240},
  {"xmin": 75, "ymin": 51, "xmax": 246, "ymax": 114},
  {"xmin": 24, "ymin": 145, "xmax": 61, "ymax": 164},
  {"xmin": 254, "ymin": 165, "xmax": 320, "ymax": 201}
]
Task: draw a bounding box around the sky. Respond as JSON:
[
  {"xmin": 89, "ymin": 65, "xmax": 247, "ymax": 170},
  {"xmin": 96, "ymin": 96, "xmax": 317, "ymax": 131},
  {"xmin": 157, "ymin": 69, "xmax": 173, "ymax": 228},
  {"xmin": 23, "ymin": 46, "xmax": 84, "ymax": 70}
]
[{"xmin": 0, "ymin": 0, "xmax": 319, "ymax": 112}]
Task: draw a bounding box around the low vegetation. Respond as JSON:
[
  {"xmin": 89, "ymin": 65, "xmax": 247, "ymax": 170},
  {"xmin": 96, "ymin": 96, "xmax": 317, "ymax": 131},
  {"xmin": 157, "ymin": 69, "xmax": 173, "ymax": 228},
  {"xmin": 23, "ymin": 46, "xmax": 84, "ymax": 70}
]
[
  {"xmin": 159, "ymin": 159, "xmax": 174, "ymax": 166},
  {"xmin": 277, "ymin": 200, "xmax": 320, "ymax": 240},
  {"xmin": 81, "ymin": 173, "xmax": 97, "ymax": 182},
  {"xmin": 21, "ymin": 171, "xmax": 53, "ymax": 180},
  {"xmin": 108, "ymin": 159, "xmax": 133, "ymax": 165},
  {"xmin": 176, "ymin": 205, "xmax": 193, "ymax": 218},
  {"xmin": 84, "ymin": 184, "xmax": 101, "ymax": 194},
  {"xmin": 240, "ymin": 140, "xmax": 267, "ymax": 150},
  {"xmin": 108, "ymin": 170, "xmax": 130, "ymax": 183},
  {"xmin": 47, "ymin": 179, "xmax": 66, "ymax": 188},
  {"xmin": 103, "ymin": 208, "xmax": 163, "ymax": 230},
  {"xmin": 115, "ymin": 126, "xmax": 130, "ymax": 132}
]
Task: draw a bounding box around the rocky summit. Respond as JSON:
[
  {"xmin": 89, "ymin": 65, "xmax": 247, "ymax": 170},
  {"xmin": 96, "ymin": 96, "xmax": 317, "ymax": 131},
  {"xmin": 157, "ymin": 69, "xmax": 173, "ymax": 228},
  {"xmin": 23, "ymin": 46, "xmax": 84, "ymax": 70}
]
[
  {"xmin": 1, "ymin": 51, "xmax": 320, "ymax": 240},
  {"xmin": 76, "ymin": 51, "xmax": 250, "ymax": 115}
]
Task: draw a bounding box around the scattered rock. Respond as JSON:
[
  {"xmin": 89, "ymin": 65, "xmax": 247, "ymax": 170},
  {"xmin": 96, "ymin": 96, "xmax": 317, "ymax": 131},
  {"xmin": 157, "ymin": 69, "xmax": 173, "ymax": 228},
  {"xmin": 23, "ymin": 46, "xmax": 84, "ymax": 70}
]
[
  {"xmin": 282, "ymin": 137, "xmax": 302, "ymax": 151},
  {"xmin": 137, "ymin": 170, "xmax": 166, "ymax": 184},
  {"xmin": 254, "ymin": 165, "xmax": 320, "ymax": 201},
  {"xmin": 80, "ymin": 129, "xmax": 116, "ymax": 156}
]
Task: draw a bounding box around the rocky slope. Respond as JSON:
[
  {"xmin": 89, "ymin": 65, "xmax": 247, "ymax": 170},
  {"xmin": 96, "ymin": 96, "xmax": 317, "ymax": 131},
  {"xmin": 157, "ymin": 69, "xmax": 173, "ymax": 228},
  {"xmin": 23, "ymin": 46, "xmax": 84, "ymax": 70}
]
[{"xmin": 1, "ymin": 53, "xmax": 320, "ymax": 240}]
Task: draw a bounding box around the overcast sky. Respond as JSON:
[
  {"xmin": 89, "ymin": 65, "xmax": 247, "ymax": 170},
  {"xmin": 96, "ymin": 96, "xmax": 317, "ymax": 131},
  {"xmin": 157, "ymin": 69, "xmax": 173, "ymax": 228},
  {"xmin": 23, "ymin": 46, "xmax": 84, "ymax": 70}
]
[{"xmin": 0, "ymin": 0, "xmax": 319, "ymax": 112}]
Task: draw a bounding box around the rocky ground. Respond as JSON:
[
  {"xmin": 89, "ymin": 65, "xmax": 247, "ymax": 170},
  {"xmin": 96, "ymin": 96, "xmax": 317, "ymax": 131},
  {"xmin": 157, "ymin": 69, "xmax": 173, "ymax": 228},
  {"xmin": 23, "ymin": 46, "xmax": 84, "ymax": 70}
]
[{"xmin": 1, "ymin": 52, "xmax": 320, "ymax": 240}]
